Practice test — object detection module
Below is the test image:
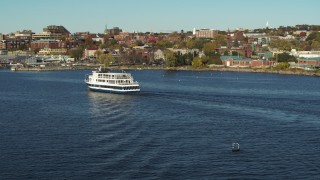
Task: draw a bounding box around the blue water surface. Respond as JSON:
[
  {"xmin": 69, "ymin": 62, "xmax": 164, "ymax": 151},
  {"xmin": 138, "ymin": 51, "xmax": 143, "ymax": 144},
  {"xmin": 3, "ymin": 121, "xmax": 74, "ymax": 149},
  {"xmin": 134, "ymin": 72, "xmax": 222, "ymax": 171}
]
[{"xmin": 0, "ymin": 69, "xmax": 320, "ymax": 179}]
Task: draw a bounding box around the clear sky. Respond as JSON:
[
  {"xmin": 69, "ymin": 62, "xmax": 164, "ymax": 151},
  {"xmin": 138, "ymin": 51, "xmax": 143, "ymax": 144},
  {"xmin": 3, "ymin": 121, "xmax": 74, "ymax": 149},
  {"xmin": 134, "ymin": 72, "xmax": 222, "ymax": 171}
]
[{"xmin": 1, "ymin": 0, "xmax": 319, "ymax": 34}]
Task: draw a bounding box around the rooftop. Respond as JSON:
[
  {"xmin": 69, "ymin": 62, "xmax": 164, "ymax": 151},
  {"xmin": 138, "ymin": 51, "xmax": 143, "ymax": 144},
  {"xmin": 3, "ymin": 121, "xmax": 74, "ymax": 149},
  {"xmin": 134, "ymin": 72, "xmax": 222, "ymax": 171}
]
[{"xmin": 220, "ymin": 56, "xmax": 243, "ymax": 61}]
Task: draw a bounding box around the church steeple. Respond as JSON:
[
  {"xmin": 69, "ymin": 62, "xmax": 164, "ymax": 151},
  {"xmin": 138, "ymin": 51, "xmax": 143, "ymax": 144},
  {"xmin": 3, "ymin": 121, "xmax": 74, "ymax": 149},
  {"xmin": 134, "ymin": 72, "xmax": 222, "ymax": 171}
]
[
  {"xmin": 192, "ymin": 28, "xmax": 196, "ymax": 36},
  {"xmin": 227, "ymin": 28, "xmax": 231, "ymax": 48}
]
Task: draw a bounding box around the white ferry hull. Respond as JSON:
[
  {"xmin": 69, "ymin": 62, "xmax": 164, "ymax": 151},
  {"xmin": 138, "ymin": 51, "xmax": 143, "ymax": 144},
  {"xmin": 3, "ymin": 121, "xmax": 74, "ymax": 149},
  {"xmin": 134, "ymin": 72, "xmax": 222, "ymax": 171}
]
[{"xmin": 87, "ymin": 84, "xmax": 140, "ymax": 94}]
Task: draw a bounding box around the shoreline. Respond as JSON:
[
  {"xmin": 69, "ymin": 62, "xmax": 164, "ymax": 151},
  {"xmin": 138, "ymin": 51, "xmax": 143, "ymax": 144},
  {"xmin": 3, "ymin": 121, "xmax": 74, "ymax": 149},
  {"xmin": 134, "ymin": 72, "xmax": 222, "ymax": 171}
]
[
  {"xmin": 120, "ymin": 66, "xmax": 320, "ymax": 77},
  {"xmin": 7, "ymin": 65, "xmax": 320, "ymax": 77}
]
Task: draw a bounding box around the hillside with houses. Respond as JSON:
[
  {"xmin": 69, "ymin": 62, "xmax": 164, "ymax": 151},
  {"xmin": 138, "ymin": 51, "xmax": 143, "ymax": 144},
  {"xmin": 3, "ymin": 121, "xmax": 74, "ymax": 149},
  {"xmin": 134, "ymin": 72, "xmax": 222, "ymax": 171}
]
[{"xmin": 1, "ymin": 24, "xmax": 320, "ymax": 74}]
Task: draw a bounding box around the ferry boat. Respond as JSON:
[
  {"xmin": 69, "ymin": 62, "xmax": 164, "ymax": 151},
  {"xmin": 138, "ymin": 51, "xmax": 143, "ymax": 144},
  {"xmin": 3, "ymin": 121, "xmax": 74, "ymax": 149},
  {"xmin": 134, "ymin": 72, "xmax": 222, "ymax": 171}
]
[{"xmin": 85, "ymin": 67, "xmax": 140, "ymax": 93}]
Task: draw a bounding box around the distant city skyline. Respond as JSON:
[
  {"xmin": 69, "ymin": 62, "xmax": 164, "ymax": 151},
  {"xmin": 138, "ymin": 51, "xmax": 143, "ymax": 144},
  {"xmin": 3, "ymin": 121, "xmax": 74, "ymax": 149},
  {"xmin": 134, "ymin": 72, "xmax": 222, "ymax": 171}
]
[{"xmin": 1, "ymin": 0, "xmax": 320, "ymax": 34}]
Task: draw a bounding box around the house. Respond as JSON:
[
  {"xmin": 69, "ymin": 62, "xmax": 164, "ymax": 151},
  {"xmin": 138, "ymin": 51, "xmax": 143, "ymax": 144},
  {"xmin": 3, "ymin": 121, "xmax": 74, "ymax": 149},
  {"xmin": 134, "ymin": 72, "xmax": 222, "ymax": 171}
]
[
  {"xmin": 220, "ymin": 56, "xmax": 251, "ymax": 67},
  {"xmin": 84, "ymin": 47, "xmax": 99, "ymax": 58}
]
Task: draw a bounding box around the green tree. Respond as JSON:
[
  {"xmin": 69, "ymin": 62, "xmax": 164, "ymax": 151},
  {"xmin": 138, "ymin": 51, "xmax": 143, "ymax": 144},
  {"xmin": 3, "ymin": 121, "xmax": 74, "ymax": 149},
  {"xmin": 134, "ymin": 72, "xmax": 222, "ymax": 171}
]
[
  {"xmin": 275, "ymin": 62, "xmax": 290, "ymax": 70},
  {"xmin": 232, "ymin": 51, "xmax": 241, "ymax": 56},
  {"xmin": 168, "ymin": 31, "xmax": 179, "ymax": 37},
  {"xmin": 194, "ymin": 39, "xmax": 210, "ymax": 50},
  {"xmin": 201, "ymin": 56, "xmax": 210, "ymax": 65},
  {"xmin": 203, "ymin": 42, "xmax": 217, "ymax": 57},
  {"xmin": 186, "ymin": 39, "xmax": 195, "ymax": 49},
  {"xmin": 192, "ymin": 57, "xmax": 203, "ymax": 68},
  {"xmin": 184, "ymin": 52, "xmax": 194, "ymax": 65},
  {"xmin": 206, "ymin": 55, "xmax": 222, "ymax": 65},
  {"xmin": 269, "ymin": 39, "xmax": 292, "ymax": 51},
  {"xmin": 94, "ymin": 50, "xmax": 102, "ymax": 58},
  {"xmin": 99, "ymin": 43, "xmax": 107, "ymax": 49},
  {"xmin": 277, "ymin": 52, "xmax": 296, "ymax": 62},
  {"xmin": 97, "ymin": 54, "xmax": 114, "ymax": 67},
  {"xmin": 164, "ymin": 50, "xmax": 177, "ymax": 67},
  {"xmin": 311, "ymin": 40, "xmax": 320, "ymax": 50},
  {"xmin": 297, "ymin": 41, "xmax": 308, "ymax": 51},
  {"xmin": 175, "ymin": 52, "xmax": 187, "ymax": 66},
  {"xmin": 84, "ymin": 37, "xmax": 94, "ymax": 48},
  {"xmin": 261, "ymin": 46, "xmax": 269, "ymax": 52},
  {"xmin": 69, "ymin": 47, "xmax": 84, "ymax": 60},
  {"xmin": 214, "ymin": 34, "xmax": 227, "ymax": 46},
  {"xmin": 174, "ymin": 40, "xmax": 187, "ymax": 49},
  {"xmin": 155, "ymin": 40, "xmax": 173, "ymax": 49},
  {"xmin": 306, "ymin": 32, "xmax": 320, "ymax": 41}
]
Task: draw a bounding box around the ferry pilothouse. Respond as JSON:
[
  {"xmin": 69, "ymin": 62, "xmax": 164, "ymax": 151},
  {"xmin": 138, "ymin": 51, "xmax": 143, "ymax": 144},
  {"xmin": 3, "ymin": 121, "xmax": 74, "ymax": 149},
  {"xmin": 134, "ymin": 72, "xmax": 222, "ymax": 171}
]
[{"xmin": 85, "ymin": 67, "xmax": 140, "ymax": 93}]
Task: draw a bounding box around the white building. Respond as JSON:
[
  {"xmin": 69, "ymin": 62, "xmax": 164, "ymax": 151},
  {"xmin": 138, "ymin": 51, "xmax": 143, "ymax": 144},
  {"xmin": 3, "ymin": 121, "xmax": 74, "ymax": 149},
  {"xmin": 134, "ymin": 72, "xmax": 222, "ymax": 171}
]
[
  {"xmin": 154, "ymin": 49, "xmax": 165, "ymax": 60},
  {"xmin": 291, "ymin": 49, "xmax": 320, "ymax": 58},
  {"xmin": 167, "ymin": 48, "xmax": 200, "ymax": 56},
  {"xmin": 194, "ymin": 29, "xmax": 218, "ymax": 39},
  {"xmin": 84, "ymin": 48, "xmax": 99, "ymax": 58},
  {"xmin": 32, "ymin": 31, "xmax": 62, "ymax": 40},
  {"xmin": 38, "ymin": 48, "xmax": 67, "ymax": 55}
]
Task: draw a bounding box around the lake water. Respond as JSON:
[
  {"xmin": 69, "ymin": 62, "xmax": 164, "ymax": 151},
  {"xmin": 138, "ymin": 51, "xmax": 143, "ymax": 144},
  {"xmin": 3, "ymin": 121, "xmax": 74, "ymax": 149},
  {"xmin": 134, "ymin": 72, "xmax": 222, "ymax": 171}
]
[{"xmin": 0, "ymin": 69, "xmax": 320, "ymax": 179}]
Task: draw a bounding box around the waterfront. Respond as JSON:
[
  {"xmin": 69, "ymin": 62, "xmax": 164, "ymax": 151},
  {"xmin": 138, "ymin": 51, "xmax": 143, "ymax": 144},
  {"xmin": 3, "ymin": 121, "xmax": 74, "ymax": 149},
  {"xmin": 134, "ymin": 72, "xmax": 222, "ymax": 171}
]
[
  {"xmin": 9, "ymin": 64, "xmax": 320, "ymax": 77},
  {"xmin": 0, "ymin": 69, "xmax": 320, "ymax": 179}
]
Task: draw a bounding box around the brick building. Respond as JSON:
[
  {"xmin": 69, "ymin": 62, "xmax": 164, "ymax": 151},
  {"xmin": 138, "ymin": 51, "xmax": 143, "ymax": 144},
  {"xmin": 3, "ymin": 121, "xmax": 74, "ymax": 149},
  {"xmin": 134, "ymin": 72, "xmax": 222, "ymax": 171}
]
[
  {"xmin": 0, "ymin": 39, "xmax": 31, "ymax": 50},
  {"xmin": 230, "ymin": 43, "xmax": 252, "ymax": 58},
  {"xmin": 221, "ymin": 56, "xmax": 251, "ymax": 67},
  {"xmin": 297, "ymin": 58, "xmax": 320, "ymax": 66},
  {"xmin": 31, "ymin": 39, "xmax": 61, "ymax": 50},
  {"xmin": 221, "ymin": 56, "xmax": 275, "ymax": 67}
]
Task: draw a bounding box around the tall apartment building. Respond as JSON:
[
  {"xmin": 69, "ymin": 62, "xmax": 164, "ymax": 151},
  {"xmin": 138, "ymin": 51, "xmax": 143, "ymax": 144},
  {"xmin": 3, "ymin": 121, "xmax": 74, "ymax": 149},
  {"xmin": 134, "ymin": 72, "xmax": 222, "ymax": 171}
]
[
  {"xmin": 43, "ymin": 25, "xmax": 70, "ymax": 36},
  {"xmin": 106, "ymin": 27, "xmax": 122, "ymax": 35},
  {"xmin": 33, "ymin": 25, "xmax": 70, "ymax": 40},
  {"xmin": 194, "ymin": 29, "xmax": 218, "ymax": 39}
]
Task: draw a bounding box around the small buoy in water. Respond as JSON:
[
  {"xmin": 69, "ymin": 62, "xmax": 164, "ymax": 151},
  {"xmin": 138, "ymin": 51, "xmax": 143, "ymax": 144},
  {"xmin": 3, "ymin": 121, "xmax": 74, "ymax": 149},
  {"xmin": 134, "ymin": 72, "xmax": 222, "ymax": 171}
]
[{"xmin": 232, "ymin": 143, "xmax": 240, "ymax": 152}]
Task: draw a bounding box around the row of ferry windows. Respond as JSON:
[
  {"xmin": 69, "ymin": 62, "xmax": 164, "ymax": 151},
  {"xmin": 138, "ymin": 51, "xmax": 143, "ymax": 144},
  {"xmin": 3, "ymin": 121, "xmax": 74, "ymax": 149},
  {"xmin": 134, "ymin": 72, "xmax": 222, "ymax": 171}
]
[
  {"xmin": 96, "ymin": 79, "xmax": 131, "ymax": 83},
  {"xmin": 89, "ymin": 84, "xmax": 139, "ymax": 90},
  {"xmin": 98, "ymin": 74, "xmax": 129, "ymax": 79}
]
